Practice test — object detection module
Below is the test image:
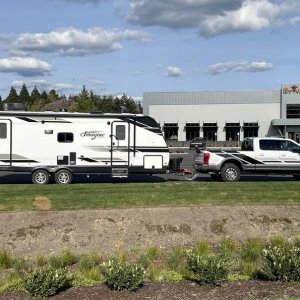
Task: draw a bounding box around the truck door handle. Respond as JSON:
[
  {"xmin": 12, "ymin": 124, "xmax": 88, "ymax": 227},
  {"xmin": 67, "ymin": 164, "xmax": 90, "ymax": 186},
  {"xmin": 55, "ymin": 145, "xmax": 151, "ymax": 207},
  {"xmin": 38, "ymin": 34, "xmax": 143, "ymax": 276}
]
[{"xmin": 258, "ymin": 154, "xmax": 264, "ymax": 157}]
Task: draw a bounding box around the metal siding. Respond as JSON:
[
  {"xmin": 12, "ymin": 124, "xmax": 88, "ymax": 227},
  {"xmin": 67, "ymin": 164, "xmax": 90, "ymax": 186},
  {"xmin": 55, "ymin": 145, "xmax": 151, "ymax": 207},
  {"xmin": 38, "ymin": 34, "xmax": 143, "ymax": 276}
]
[{"xmin": 143, "ymin": 90, "xmax": 280, "ymax": 115}]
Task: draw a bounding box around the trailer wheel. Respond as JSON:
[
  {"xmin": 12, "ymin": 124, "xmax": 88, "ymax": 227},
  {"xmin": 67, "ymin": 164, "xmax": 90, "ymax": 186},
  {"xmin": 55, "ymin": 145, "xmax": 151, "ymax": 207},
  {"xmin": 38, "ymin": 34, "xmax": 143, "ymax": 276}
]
[
  {"xmin": 32, "ymin": 169, "xmax": 50, "ymax": 184},
  {"xmin": 55, "ymin": 169, "xmax": 73, "ymax": 184},
  {"xmin": 220, "ymin": 163, "xmax": 241, "ymax": 182}
]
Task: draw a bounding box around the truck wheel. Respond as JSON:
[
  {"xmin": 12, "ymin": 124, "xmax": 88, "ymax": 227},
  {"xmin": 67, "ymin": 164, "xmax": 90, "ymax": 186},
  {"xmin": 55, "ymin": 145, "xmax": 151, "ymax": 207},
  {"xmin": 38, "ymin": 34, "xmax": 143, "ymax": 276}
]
[
  {"xmin": 220, "ymin": 163, "xmax": 241, "ymax": 182},
  {"xmin": 32, "ymin": 169, "xmax": 50, "ymax": 184},
  {"xmin": 210, "ymin": 173, "xmax": 222, "ymax": 181},
  {"xmin": 55, "ymin": 169, "xmax": 73, "ymax": 184}
]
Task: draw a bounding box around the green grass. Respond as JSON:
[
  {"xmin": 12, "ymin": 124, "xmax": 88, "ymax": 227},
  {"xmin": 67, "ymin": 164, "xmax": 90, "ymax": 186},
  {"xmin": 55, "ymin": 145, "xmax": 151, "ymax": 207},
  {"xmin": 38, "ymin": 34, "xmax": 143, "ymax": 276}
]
[{"xmin": 0, "ymin": 181, "xmax": 300, "ymax": 211}]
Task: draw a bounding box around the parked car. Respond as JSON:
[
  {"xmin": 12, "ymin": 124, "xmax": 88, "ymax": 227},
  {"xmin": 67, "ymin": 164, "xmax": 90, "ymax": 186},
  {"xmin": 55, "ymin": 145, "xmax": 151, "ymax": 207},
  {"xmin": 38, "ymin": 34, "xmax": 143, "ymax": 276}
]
[{"xmin": 189, "ymin": 137, "xmax": 206, "ymax": 150}]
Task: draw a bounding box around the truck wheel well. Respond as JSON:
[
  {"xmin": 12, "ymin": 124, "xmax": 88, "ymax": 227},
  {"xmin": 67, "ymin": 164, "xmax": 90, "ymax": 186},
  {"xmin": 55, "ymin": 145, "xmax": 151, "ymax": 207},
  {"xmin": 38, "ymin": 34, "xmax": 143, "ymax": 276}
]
[{"xmin": 221, "ymin": 160, "xmax": 243, "ymax": 172}]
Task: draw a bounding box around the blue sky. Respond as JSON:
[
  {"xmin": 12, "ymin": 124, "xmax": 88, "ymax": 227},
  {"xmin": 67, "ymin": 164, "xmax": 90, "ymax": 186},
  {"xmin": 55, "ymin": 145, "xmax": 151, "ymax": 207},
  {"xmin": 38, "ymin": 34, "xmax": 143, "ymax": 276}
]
[{"xmin": 0, "ymin": 0, "xmax": 300, "ymax": 100}]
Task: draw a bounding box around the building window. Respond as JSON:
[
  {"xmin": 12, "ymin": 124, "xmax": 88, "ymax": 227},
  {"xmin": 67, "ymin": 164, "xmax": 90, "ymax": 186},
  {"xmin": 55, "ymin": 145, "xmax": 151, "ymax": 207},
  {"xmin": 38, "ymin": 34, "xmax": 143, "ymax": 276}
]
[
  {"xmin": 116, "ymin": 125, "xmax": 126, "ymax": 140},
  {"xmin": 203, "ymin": 123, "xmax": 218, "ymax": 141},
  {"xmin": 243, "ymin": 122, "xmax": 259, "ymax": 138},
  {"xmin": 287, "ymin": 104, "xmax": 300, "ymax": 118},
  {"xmin": 163, "ymin": 123, "xmax": 178, "ymax": 141},
  {"xmin": 225, "ymin": 123, "xmax": 240, "ymax": 141},
  {"xmin": 185, "ymin": 123, "xmax": 200, "ymax": 140},
  {"xmin": 57, "ymin": 132, "xmax": 74, "ymax": 143},
  {"xmin": 0, "ymin": 123, "xmax": 7, "ymax": 139}
]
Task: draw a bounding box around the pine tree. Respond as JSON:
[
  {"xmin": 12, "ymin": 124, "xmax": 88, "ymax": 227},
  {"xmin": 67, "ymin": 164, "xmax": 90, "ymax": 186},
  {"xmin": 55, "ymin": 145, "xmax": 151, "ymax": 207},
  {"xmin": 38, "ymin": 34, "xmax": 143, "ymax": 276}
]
[
  {"xmin": 6, "ymin": 86, "xmax": 19, "ymax": 103},
  {"xmin": 48, "ymin": 89, "xmax": 58, "ymax": 102},
  {"xmin": 79, "ymin": 85, "xmax": 89, "ymax": 100},
  {"xmin": 41, "ymin": 90, "xmax": 48, "ymax": 101},
  {"xmin": 19, "ymin": 84, "xmax": 31, "ymax": 104},
  {"xmin": 30, "ymin": 86, "xmax": 41, "ymax": 102},
  {"xmin": 0, "ymin": 96, "xmax": 3, "ymax": 110}
]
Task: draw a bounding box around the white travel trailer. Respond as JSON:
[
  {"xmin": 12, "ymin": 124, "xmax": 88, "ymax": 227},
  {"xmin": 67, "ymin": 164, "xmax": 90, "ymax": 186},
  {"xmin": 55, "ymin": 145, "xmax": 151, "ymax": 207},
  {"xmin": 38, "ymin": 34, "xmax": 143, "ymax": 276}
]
[{"xmin": 0, "ymin": 110, "xmax": 170, "ymax": 184}]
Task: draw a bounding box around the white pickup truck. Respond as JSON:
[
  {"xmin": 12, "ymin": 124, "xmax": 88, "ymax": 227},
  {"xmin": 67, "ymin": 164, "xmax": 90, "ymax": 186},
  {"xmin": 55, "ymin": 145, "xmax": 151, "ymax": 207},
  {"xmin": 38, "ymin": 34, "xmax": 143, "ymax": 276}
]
[{"xmin": 194, "ymin": 137, "xmax": 300, "ymax": 182}]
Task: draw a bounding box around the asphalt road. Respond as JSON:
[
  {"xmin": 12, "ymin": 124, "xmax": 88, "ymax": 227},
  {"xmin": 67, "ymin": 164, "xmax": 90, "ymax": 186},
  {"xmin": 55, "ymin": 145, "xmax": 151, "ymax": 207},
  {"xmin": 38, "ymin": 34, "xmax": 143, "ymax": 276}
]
[{"xmin": 0, "ymin": 148, "xmax": 295, "ymax": 184}]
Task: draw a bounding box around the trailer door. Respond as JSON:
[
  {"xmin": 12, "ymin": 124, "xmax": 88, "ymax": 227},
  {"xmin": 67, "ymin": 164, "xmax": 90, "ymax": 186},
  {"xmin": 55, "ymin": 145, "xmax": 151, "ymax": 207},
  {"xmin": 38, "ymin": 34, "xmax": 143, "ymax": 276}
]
[
  {"xmin": 0, "ymin": 120, "xmax": 12, "ymax": 166},
  {"xmin": 111, "ymin": 121, "xmax": 130, "ymax": 166}
]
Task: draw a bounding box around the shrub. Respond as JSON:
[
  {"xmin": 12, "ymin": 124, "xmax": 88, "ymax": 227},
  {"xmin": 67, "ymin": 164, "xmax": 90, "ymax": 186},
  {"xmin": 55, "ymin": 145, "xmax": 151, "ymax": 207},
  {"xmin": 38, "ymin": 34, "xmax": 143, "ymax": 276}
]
[
  {"xmin": 13, "ymin": 258, "xmax": 29, "ymax": 276},
  {"xmin": 78, "ymin": 253, "xmax": 100, "ymax": 272},
  {"xmin": 187, "ymin": 252, "xmax": 231, "ymax": 286},
  {"xmin": 0, "ymin": 249, "xmax": 13, "ymax": 269},
  {"xmin": 194, "ymin": 241, "xmax": 210, "ymax": 256},
  {"xmin": 159, "ymin": 270, "xmax": 183, "ymax": 282},
  {"xmin": 22, "ymin": 266, "xmax": 71, "ymax": 298},
  {"xmin": 0, "ymin": 278, "xmax": 25, "ymax": 293},
  {"xmin": 258, "ymin": 245, "xmax": 300, "ymax": 282},
  {"xmin": 146, "ymin": 246, "xmax": 160, "ymax": 261},
  {"xmin": 241, "ymin": 238, "xmax": 262, "ymax": 263},
  {"xmin": 36, "ymin": 255, "xmax": 47, "ymax": 267},
  {"xmin": 220, "ymin": 238, "xmax": 238, "ymax": 257},
  {"xmin": 137, "ymin": 254, "xmax": 150, "ymax": 268},
  {"xmin": 49, "ymin": 250, "xmax": 77, "ymax": 269},
  {"xmin": 148, "ymin": 264, "xmax": 161, "ymax": 281},
  {"xmin": 167, "ymin": 246, "xmax": 187, "ymax": 271},
  {"xmin": 101, "ymin": 259, "xmax": 144, "ymax": 291}
]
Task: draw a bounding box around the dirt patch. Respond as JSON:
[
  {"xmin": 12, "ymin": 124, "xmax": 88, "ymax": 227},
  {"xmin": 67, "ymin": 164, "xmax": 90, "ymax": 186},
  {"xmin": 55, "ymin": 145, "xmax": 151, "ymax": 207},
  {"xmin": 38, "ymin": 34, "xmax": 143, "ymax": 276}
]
[
  {"xmin": 33, "ymin": 196, "xmax": 51, "ymax": 211},
  {"xmin": 0, "ymin": 206, "xmax": 300, "ymax": 257},
  {"xmin": 1, "ymin": 281, "xmax": 300, "ymax": 300}
]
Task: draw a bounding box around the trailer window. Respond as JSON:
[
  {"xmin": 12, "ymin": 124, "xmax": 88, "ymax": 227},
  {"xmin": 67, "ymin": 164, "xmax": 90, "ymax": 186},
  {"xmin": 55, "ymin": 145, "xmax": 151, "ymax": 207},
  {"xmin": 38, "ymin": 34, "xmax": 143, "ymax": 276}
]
[
  {"xmin": 57, "ymin": 132, "xmax": 74, "ymax": 143},
  {"xmin": 0, "ymin": 123, "xmax": 7, "ymax": 139},
  {"xmin": 116, "ymin": 125, "xmax": 126, "ymax": 140}
]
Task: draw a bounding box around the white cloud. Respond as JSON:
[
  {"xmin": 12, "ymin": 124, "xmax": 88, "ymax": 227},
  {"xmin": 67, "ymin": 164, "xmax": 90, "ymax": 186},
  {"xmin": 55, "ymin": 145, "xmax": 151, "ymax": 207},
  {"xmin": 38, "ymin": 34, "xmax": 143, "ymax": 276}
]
[
  {"xmin": 11, "ymin": 79, "xmax": 79, "ymax": 93},
  {"xmin": 0, "ymin": 34, "xmax": 10, "ymax": 42},
  {"xmin": 207, "ymin": 60, "xmax": 273, "ymax": 75},
  {"xmin": 200, "ymin": 0, "xmax": 280, "ymax": 37},
  {"xmin": 127, "ymin": 0, "xmax": 300, "ymax": 37},
  {"xmin": 11, "ymin": 27, "xmax": 152, "ymax": 56},
  {"xmin": 63, "ymin": 0, "xmax": 105, "ymax": 4},
  {"xmin": 0, "ymin": 57, "xmax": 52, "ymax": 77},
  {"xmin": 288, "ymin": 16, "xmax": 300, "ymax": 26},
  {"xmin": 87, "ymin": 78, "xmax": 107, "ymax": 87},
  {"xmin": 166, "ymin": 66, "xmax": 184, "ymax": 78}
]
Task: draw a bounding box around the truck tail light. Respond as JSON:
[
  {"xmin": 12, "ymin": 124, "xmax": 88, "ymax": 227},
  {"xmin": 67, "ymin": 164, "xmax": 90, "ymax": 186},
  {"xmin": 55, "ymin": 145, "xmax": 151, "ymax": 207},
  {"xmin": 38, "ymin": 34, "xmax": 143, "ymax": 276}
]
[{"xmin": 203, "ymin": 152, "xmax": 210, "ymax": 165}]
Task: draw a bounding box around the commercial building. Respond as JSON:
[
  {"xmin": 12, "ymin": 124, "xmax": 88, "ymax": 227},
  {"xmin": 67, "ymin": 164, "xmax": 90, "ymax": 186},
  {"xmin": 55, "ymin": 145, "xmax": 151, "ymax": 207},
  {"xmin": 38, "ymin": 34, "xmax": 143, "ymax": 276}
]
[{"xmin": 143, "ymin": 84, "xmax": 300, "ymax": 144}]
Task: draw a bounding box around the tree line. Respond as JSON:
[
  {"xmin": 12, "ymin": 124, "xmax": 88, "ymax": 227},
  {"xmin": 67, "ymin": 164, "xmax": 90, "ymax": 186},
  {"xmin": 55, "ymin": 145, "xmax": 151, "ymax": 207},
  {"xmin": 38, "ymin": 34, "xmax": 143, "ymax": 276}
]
[{"xmin": 0, "ymin": 84, "xmax": 143, "ymax": 114}]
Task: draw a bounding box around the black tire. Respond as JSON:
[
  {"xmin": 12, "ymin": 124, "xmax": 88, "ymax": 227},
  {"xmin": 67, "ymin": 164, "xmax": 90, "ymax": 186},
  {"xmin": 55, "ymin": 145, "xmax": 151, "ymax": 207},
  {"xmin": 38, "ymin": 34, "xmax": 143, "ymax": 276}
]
[
  {"xmin": 210, "ymin": 173, "xmax": 222, "ymax": 181},
  {"xmin": 220, "ymin": 163, "xmax": 241, "ymax": 182},
  {"xmin": 32, "ymin": 169, "xmax": 50, "ymax": 184},
  {"xmin": 54, "ymin": 169, "xmax": 73, "ymax": 184},
  {"xmin": 293, "ymin": 175, "xmax": 300, "ymax": 181}
]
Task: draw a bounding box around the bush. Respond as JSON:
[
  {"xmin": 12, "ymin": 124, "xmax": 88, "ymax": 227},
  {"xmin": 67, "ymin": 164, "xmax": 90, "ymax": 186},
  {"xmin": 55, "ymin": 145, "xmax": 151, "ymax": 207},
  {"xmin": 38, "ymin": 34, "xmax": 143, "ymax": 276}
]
[
  {"xmin": 241, "ymin": 238, "xmax": 263, "ymax": 263},
  {"xmin": 167, "ymin": 246, "xmax": 187, "ymax": 271},
  {"xmin": 78, "ymin": 253, "xmax": 100, "ymax": 272},
  {"xmin": 258, "ymin": 245, "xmax": 300, "ymax": 282},
  {"xmin": 101, "ymin": 259, "xmax": 144, "ymax": 291},
  {"xmin": 0, "ymin": 278, "xmax": 25, "ymax": 293},
  {"xmin": 0, "ymin": 249, "xmax": 13, "ymax": 269},
  {"xmin": 49, "ymin": 250, "xmax": 77, "ymax": 269},
  {"xmin": 187, "ymin": 252, "xmax": 231, "ymax": 286},
  {"xmin": 22, "ymin": 266, "xmax": 71, "ymax": 298}
]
